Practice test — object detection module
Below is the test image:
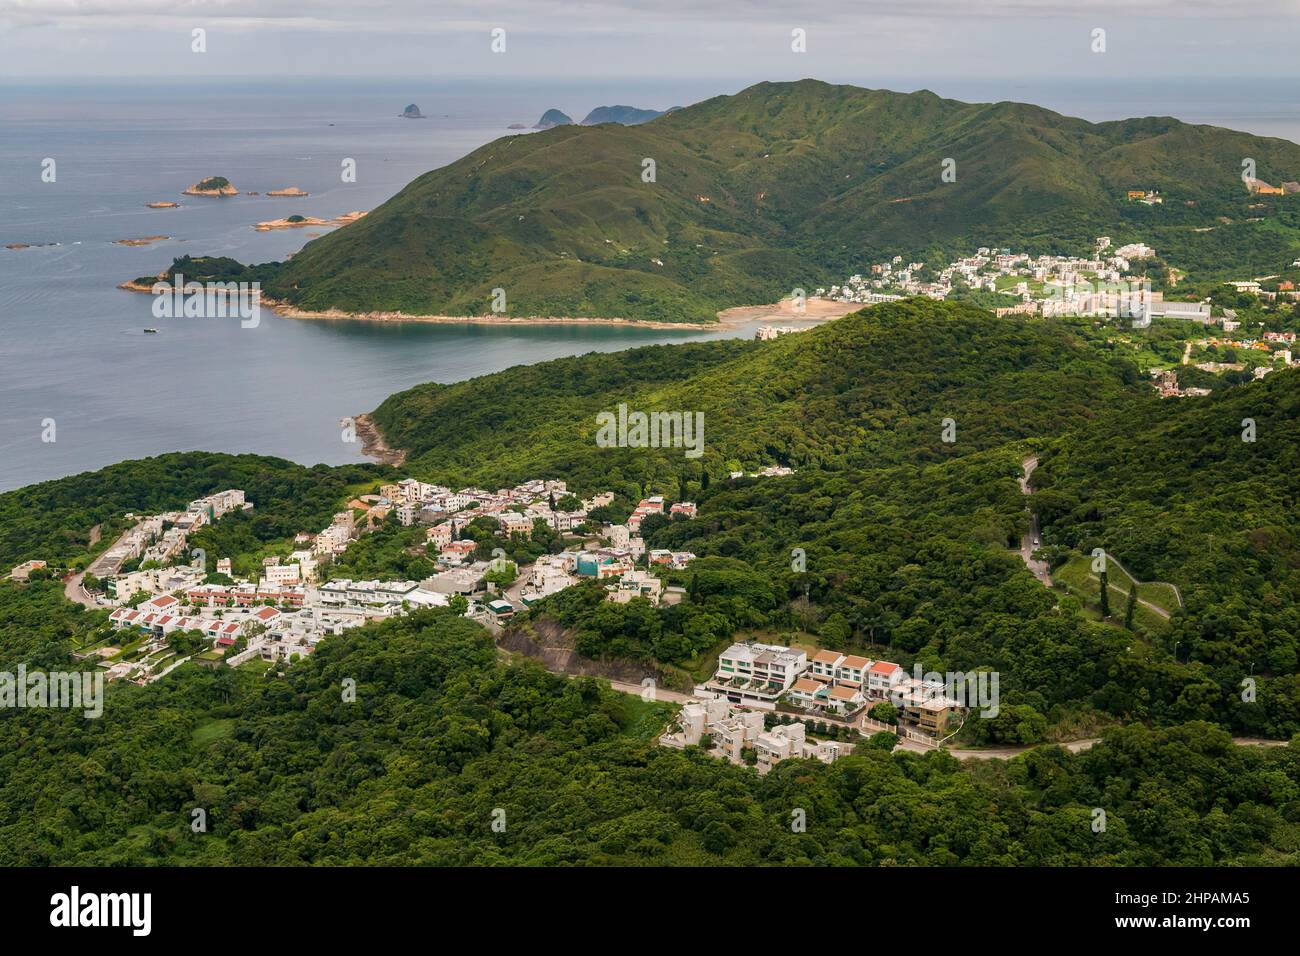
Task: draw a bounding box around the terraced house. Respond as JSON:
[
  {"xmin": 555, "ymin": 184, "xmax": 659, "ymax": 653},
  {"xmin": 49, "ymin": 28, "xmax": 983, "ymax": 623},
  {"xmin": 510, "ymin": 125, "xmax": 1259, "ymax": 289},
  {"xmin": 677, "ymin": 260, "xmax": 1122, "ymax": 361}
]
[{"xmin": 703, "ymin": 642, "xmax": 808, "ymax": 709}]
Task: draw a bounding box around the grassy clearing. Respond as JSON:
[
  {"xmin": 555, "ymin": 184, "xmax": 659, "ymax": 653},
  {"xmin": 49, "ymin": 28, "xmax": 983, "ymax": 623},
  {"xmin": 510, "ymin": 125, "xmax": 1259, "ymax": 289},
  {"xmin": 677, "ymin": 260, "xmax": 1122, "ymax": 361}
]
[
  {"xmin": 611, "ymin": 695, "xmax": 678, "ymax": 742},
  {"xmin": 190, "ymin": 717, "xmax": 235, "ymax": 747},
  {"xmin": 1054, "ymin": 554, "xmax": 1176, "ymax": 630}
]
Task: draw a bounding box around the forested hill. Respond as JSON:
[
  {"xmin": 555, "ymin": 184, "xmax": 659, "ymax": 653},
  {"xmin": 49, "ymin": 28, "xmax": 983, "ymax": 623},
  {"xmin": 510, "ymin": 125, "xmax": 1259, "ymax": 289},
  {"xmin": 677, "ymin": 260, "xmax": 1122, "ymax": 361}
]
[
  {"xmin": 4, "ymin": 300, "xmax": 1300, "ymax": 865},
  {"xmin": 372, "ymin": 299, "xmax": 1146, "ymax": 488},
  {"xmin": 203, "ymin": 79, "xmax": 1300, "ymax": 322},
  {"xmin": 2, "ymin": 608, "xmax": 1296, "ymax": 865},
  {"xmin": 1033, "ymin": 363, "xmax": 1300, "ymax": 700},
  {"xmin": 365, "ymin": 298, "xmax": 1300, "ymax": 737}
]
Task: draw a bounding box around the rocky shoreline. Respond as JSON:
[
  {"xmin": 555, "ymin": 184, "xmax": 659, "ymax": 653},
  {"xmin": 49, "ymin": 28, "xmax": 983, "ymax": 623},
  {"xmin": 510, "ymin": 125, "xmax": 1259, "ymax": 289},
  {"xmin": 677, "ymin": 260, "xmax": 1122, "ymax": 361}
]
[{"xmin": 352, "ymin": 413, "xmax": 406, "ymax": 466}]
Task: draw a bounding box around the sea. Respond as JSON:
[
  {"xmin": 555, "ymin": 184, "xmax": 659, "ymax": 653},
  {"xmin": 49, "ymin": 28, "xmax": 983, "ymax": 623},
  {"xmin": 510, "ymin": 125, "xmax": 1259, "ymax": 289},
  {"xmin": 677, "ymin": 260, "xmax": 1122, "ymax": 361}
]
[{"xmin": 2, "ymin": 75, "xmax": 1297, "ymax": 493}]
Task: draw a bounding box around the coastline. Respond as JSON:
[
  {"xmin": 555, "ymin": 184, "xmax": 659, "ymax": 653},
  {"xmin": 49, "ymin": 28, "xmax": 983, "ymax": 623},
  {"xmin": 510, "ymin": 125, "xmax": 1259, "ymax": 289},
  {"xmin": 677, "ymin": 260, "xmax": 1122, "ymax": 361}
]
[
  {"xmin": 353, "ymin": 413, "xmax": 406, "ymax": 467},
  {"xmin": 117, "ymin": 276, "xmax": 861, "ymax": 330},
  {"xmin": 273, "ymin": 294, "xmax": 860, "ymax": 329}
]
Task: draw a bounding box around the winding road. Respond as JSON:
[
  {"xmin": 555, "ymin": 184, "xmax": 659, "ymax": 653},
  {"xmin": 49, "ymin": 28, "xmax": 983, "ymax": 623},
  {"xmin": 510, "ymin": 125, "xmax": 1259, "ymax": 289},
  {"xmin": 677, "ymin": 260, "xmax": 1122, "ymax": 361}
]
[{"xmin": 1018, "ymin": 456, "xmax": 1052, "ymax": 586}]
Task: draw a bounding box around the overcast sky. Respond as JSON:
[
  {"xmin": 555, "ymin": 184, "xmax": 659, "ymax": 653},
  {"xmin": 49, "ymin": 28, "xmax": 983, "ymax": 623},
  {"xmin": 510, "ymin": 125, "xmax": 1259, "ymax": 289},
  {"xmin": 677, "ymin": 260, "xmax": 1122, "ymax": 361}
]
[{"xmin": 2, "ymin": 0, "xmax": 1298, "ymax": 82}]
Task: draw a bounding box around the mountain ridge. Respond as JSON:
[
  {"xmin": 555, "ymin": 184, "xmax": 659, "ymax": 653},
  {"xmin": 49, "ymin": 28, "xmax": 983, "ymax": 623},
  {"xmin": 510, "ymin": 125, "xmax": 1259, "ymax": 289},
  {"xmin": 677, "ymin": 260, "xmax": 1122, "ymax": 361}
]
[{"xmin": 167, "ymin": 79, "xmax": 1300, "ymax": 323}]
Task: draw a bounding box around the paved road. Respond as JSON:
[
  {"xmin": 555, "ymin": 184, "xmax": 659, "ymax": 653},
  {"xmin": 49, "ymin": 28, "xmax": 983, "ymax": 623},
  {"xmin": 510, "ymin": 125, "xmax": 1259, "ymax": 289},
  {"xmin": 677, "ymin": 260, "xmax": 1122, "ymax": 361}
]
[
  {"xmin": 1017, "ymin": 456, "xmax": 1052, "ymax": 586},
  {"xmin": 895, "ymin": 734, "xmax": 1286, "ymax": 761},
  {"xmin": 605, "ymin": 679, "xmax": 694, "ymax": 704},
  {"xmin": 63, "ymin": 572, "xmax": 97, "ymax": 609}
]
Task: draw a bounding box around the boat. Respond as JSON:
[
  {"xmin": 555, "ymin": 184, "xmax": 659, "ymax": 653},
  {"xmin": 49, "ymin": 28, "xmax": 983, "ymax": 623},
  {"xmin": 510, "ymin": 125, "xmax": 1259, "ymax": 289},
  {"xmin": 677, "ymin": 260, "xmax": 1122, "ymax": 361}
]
[{"xmin": 143, "ymin": 328, "xmax": 159, "ymax": 334}]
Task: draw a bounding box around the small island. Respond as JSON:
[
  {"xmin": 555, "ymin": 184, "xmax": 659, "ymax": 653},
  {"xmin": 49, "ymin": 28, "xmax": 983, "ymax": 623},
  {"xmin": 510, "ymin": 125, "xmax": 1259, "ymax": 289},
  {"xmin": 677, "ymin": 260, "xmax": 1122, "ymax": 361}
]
[
  {"xmin": 253, "ymin": 210, "xmax": 366, "ymax": 232},
  {"xmin": 114, "ymin": 235, "xmax": 170, "ymax": 247},
  {"xmin": 534, "ymin": 108, "xmax": 573, "ymax": 129},
  {"xmin": 184, "ymin": 176, "xmax": 238, "ymax": 197},
  {"xmin": 145, "ymin": 201, "xmax": 179, "ymax": 209},
  {"xmin": 400, "ymin": 104, "xmax": 424, "ymax": 119},
  {"xmin": 267, "ymin": 187, "xmax": 309, "ymax": 197}
]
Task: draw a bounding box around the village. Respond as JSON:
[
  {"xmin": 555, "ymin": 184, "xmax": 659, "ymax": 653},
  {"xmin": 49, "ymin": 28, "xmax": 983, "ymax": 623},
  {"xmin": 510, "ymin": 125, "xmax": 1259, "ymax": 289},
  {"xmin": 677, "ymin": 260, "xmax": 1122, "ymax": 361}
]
[
  {"xmin": 9, "ymin": 471, "xmax": 963, "ymax": 775},
  {"xmin": 813, "ymin": 236, "xmax": 1297, "ymax": 324},
  {"xmin": 17, "ymin": 478, "xmax": 707, "ymax": 687},
  {"xmin": 808, "ymin": 237, "xmax": 1300, "ymax": 397}
]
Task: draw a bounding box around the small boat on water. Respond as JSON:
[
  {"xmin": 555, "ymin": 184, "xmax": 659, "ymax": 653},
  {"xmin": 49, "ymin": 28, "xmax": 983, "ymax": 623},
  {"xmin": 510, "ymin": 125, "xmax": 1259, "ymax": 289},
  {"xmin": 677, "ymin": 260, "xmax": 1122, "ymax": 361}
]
[{"xmin": 143, "ymin": 328, "xmax": 159, "ymax": 334}]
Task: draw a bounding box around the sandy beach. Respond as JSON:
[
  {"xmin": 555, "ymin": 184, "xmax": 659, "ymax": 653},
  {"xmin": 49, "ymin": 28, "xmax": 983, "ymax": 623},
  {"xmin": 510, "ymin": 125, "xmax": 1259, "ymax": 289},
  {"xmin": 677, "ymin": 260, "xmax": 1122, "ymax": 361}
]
[
  {"xmin": 115, "ymin": 278, "xmax": 862, "ymax": 329},
  {"xmin": 272, "ymin": 295, "xmax": 861, "ymax": 330}
]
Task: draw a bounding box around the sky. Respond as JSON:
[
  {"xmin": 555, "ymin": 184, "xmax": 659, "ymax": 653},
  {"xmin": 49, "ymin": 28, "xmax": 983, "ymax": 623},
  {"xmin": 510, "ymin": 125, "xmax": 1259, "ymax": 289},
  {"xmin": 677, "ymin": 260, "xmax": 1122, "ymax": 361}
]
[{"xmin": 2, "ymin": 0, "xmax": 1299, "ymax": 83}]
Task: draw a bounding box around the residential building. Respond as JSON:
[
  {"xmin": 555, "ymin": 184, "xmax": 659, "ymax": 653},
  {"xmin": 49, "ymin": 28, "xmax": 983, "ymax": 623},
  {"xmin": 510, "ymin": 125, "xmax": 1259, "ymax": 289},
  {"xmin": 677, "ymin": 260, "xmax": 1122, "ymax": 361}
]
[
  {"xmin": 867, "ymin": 660, "xmax": 904, "ymax": 699},
  {"xmin": 9, "ymin": 560, "xmax": 47, "ymax": 581},
  {"xmin": 704, "ymin": 642, "xmax": 809, "ymax": 709},
  {"xmin": 606, "ymin": 568, "xmax": 664, "ymax": 605}
]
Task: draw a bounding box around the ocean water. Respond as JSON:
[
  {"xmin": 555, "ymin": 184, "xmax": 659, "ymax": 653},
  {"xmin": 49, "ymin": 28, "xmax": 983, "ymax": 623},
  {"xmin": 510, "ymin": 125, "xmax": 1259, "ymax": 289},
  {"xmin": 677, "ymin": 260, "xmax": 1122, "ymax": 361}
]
[{"xmin": 1, "ymin": 76, "xmax": 1296, "ymax": 493}]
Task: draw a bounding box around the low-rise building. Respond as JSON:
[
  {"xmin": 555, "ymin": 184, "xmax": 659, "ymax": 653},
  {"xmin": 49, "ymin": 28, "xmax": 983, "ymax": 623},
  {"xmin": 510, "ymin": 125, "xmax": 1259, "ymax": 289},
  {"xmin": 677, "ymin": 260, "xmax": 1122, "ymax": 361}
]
[
  {"xmin": 606, "ymin": 568, "xmax": 664, "ymax": 605},
  {"xmin": 704, "ymin": 642, "xmax": 809, "ymax": 709}
]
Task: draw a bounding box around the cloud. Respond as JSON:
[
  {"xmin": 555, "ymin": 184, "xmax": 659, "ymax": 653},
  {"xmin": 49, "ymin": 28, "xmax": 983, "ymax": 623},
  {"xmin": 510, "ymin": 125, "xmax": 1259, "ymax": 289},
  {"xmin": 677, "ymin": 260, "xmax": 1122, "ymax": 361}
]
[
  {"xmin": 5, "ymin": 0, "xmax": 1298, "ymax": 32},
  {"xmin": 2, "ymin": 0, "xmax": 1296, "ymax": 78}
]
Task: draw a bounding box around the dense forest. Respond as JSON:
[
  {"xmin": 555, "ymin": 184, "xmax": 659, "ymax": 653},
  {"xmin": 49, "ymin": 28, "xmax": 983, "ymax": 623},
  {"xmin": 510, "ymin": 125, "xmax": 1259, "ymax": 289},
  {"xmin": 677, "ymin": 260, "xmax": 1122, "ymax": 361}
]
[
  {"xmin": 1, "ymin": 609, "xmax": 1296, "ymax": 866},
  {"xmin": 2, "ymin": 297, "xmax": 1298, "ymax": 864},
  {"xmin": 373, "ymin": 300, "xmax": 1143, "ymax": 491}
]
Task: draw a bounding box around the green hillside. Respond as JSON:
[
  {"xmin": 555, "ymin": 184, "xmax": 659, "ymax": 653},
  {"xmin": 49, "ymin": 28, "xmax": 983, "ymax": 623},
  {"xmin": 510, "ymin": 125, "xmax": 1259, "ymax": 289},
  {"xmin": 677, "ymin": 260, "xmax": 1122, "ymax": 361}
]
[
  {"xmin": 1032, "ymin": 364, "xmax": 1300, "ymax": 727},
  {"xmin": 2, "ymin": 607, "xmax": 1296, "ymax": 865},
  {"xmin": 373, "ymin": 298, "xmax": 1144, "ymax": 486},
  {"xmin": 5, "ymin": 299, "xmax": 1300, "ymax": 866},
  {"xmin": 193, "ymin": 79, "xmax": 1300, "ymax": 322},
  {"xmin": 364, "ymin": 299, "xmax": 1300, "ymax": 736}
]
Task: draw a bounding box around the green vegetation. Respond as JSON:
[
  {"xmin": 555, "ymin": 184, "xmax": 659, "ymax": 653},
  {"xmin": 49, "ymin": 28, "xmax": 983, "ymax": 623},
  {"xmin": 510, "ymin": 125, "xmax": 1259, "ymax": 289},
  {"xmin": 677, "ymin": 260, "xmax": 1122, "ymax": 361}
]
[
  {"xmin": 4, "ymin": 294, "xmax": 1299, "ymax": 865},
  {"xmin": 1, "ymin": 608, "xmax": 1296, "ymax": 865},
  {"xmin": 1052, "ymin": 553, "xmax": 1175, "ymax": 632},
  {"xmin": 0, "ymin": 451, "xmax": 385, "ymax": 575},
  {"xmin": 374, "ymin": 300, "xmax": 1139, "ymax": 491},
  {"xmin": 173, "ymin": 80, "xmax": 1300, "ymax": 322},
  {"xmin": 1033, "ymin": 363, "xmax": 1300, "ymax": 737}
]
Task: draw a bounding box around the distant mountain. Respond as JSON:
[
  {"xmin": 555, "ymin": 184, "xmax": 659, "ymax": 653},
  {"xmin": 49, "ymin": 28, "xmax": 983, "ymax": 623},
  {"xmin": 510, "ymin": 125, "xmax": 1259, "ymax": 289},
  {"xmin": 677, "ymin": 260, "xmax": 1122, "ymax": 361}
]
[
  {"xmin": 203, "ymin": 79, "xmax": 1300, "ymax": 323},
  {"xmin": 534, "ymin": 108, "xmax": 573, "ymax": 129},
  {"xmin": 580, "ymin": 105, "xmax": 671, "ymax": 126},
  {"xmin": 400, "ymin": 104, "xmax": 424, "ymax": 119}
]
